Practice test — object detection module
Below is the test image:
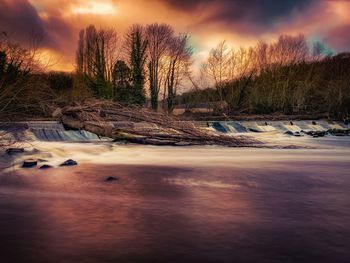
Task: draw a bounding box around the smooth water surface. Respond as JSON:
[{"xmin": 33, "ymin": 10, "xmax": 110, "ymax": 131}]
[{"xmin": 1, "ymin": 142, "xmax": 350, "ymax": 263}]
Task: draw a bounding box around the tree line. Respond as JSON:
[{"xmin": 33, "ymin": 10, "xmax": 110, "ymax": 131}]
[
  {"xmin": 0, "ymin": 26, "xmax": 349, "ymax": 120},
  {"xmin": 75, "ymin": 23, "xmax": 192, "ymax": 111},
  {"xmin": 178, "ymin": 35, "xmax": 350, "ymax": 119}
]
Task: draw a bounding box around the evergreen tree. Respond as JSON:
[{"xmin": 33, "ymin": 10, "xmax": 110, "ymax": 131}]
[
  {"xmin": 112, "ymin": 60, "xmax": 133, "ymax": 104},
  {"xmin": 125, "ymin": 25, "xmax": 147, "ymax": 105}
]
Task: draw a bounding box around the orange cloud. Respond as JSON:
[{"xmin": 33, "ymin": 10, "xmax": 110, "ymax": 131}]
[{"xmin": 1, "ymin": 0, "xmax": 350, "ymax": 73}]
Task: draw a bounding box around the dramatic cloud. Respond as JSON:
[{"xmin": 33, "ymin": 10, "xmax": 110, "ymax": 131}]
[
  {"xmin": 163, "ymin": 0, "xmax": 315, "ymax": 30},
  {"xmin": 0, "ymin": 0, "xmax": 349, "ymax": 71},
  {"xmin": 0, "ymin": 0, "xmax": 74, "ymax": 50},
  {"xmin": 0, "ymin": 0, "xmax": 45, "ymax": 42},
  {"xmin": 325, "ymin": 24, "xmax": 350, "ymax": 52}
]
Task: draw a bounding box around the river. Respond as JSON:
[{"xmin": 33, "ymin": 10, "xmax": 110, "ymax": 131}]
[{"xmin": 1, "ymin": 137, "xmax": 350, "ymax": 262}]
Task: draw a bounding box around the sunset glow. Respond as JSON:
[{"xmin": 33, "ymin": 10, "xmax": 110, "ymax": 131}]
[
  {"xmin": 72, "ymin": 1, "xmax": 117, "ymax": 15},
  {"xmin": 1, "ymin": 0, "xmax": 350, "ymax": 72}
]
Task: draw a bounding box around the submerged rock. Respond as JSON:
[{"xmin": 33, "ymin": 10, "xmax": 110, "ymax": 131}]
[
  {"xmin": 302, "ymin": 130, "xmax": 326, "ymax": 137},
  {"xmin": 105, "ymin": 176, "xmax": 118, "ymax": 182},
  {"xmin": 60, "ymin": 159, "xmax": 78, "ymax": 166},
  {"xmin": 6, "ymin": 148, "xmax": 24, "ymax": 155},
  {"xmin": 328, "ymin": 128, "xmax": 350, "ymax": 136},
  {"xmin": 39, "ymin": 164, "xmax": 53, "ymax": 169},
  {"xmin": 22, "ymin": 159, "xmax": 37, "ymax": 168},
  {"xmin": 294, "ymin": 131, "xmax": 302, "ymax": 137}
]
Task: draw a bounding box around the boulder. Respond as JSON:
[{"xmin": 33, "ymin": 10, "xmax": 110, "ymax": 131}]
[
  {"xmin": 39, "ymin": 164, "xmax": 53, "ymax": 169},
  {"xmin": 60, "ymin": 159, "xmax": 78, "ymax": 166},
  {"xmin": 302, "ymin": 130, "xmax": 326, "ymax": 137},
  {"xmin": 328, "ymin": 129, "xmax": 349, "ymax": 136},
  {"xmin": 105, "ymin": 176, "xmax": 118, "ymax": 182},
  {"xmin": 294, "ymin": 131, "xmax": 302, "ymax": 137},
  {"xmin": 22, "ymin": 159, "xmax": 37, "ymax": 168}
]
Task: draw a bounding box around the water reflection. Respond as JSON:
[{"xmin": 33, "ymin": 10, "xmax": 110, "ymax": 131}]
[{"xmin": 1, "ymin": 149, "xmax": 350, "ymax": 262}]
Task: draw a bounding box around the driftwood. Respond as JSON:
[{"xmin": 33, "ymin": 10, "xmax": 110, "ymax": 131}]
[{"xmin": 55, "ymin": 100, "xmax": 259, "ymax": 147}]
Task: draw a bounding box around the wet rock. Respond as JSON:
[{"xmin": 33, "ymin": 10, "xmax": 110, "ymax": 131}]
[
  {"xmin": 6, "ymin": 148, "xmax": 24, "ymax": 155},
  {"xmin": 22, "ymin": 159, "xmax": 37, "ymax": 168},
  {"xmin": 248, "ymin": 128, "xmax": 261, "ymax": 133},
  {"xmin": 284, "ymin": 131, "xmax": 294, "ymax": 136},
  {"xmin": 294, "ymin": 131, "xmax": 302, "ymax": 137},
  {"xmin": 105, "ymin": 176, "xmax": 118, "ymax": 182},
  {"xmin": 60, "ymin": 159, "xmax": 78, "ymax": 166},
  {"xmin": 303, "ymin": 130, "xmax": 326, "ymax": 137},
  {"xmin": 312, "ymin": 121, "xmax": 317, "ymax": 125},
  {"xmin": 328, "ymin": 129, "xmax": 350, "ymax": 136},
  {"xmin": 39, "ymin": 164, "xmax": 53, "ymax": 169}
]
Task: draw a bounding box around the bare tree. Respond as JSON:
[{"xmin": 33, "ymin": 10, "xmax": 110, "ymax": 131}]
[
  {"xmin": 146, "ymin": 23, "xmax": 173, "ymax": 110},
  {"xmin": 75, "ymin": 25, "xmax": 120, "ymax": 98},
  {"xmin": 204, "ymin": 40, "xmax": 230, "ymax": 102},
  {"xmin": 165, "ymin": 33, "xmax": 192, "ymax": 112}
]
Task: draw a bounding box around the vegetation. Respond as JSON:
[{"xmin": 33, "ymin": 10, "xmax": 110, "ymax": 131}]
[
  {"xmin": 178, "ymin": 35, "xmax": 349, "ymax": 120},
  {"xmin": 0, "ymin": 26, "xmax": 349, "ymax": 121}
]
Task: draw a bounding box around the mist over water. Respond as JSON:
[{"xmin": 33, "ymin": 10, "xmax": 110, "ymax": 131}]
[{"xmin": 1, "ymin": 137, "xmax": 350, "ymax": 262}]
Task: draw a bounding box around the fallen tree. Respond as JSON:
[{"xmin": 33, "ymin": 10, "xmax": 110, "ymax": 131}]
[{"xmin": 54, "ymin": 100, "xmax": 259, "ymax": 147}]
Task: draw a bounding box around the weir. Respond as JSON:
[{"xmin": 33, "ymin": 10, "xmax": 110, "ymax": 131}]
[
  {"xmin": 0, "ymin": 121, "xmax": 102, "ymax": 142},
  {"xmin": 0, "ymin": 120, "xmax": 349, "ymax": 143}
]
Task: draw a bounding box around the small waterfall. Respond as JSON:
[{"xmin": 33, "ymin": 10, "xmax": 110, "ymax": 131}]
[
  {"xmin": 1, "ymin": 120, "xmax": 348, "ymax": 142},
  {"xmin": 227, "ymin": 122, "xmax": 247, "ymax": 133},
  {"xmin": 208, "ymin": 122, "xmax": 229, "ymax": 133},
  {"xmin": 28, "ymin": 121, "xmax": 101, "ymax": 142},
  {"xmin": 270, "ymin": 122, "xmax": 289, "ymax": 132}
]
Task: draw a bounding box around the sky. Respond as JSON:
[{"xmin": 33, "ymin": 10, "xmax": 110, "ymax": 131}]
[{"xmin": 0, "ymin": 0, "xmax": 350, "ymax": 72}]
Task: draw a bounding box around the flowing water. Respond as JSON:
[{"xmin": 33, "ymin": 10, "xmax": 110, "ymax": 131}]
[{"xmin": 1, "ymin": 122, "xmax": 350, "ymax": 262}]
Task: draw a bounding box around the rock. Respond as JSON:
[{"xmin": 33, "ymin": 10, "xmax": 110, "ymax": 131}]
[
  {"xmin": 284, "ymin": 131, "xmax": 294, "ymax": 136},
  {"xmin": 302, "ymin": 130, "xmax": 326, "ymax": 137},
  {"xmin": 22, "ymin": 159, "xmax": 37, "ymax": 168},
  {"xmin": 6, "ymin": 148, "xmax": 24, "ymax": 155},
  {"xmin": 105, "ymin": 176, "xmax": 118, "ymax": 182},
  {"xmin": 312, "ymin": 121, "xmax": 317, "ymax": 125},
  {"xmin": 39, "ymin": 164, "xmax": 53, "ymax": 169},
  {"xmin": 290, "ymin": 121, "xmax": 294, "ymax": 126},
  {"xmin": 60, "ymin": 159, "xmax": 78, "ymax": 166},
  {"xmin": 294, "ymin": 131, "xmax": 302, "ymax": 137},
  {"xmin": 327, "ymin": 128, "xmax": 349, "ymax": 136}
]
